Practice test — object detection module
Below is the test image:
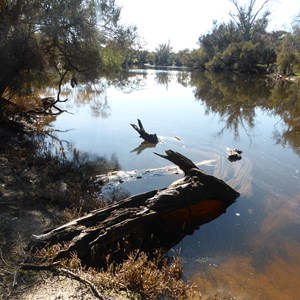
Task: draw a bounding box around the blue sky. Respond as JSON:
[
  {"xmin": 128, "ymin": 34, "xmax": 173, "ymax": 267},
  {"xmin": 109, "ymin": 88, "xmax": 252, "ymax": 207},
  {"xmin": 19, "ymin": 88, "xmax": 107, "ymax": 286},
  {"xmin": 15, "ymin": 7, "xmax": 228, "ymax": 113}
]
[{"xmin": 116, "ymin": 0, "xmax": 300, "ymax": 51}]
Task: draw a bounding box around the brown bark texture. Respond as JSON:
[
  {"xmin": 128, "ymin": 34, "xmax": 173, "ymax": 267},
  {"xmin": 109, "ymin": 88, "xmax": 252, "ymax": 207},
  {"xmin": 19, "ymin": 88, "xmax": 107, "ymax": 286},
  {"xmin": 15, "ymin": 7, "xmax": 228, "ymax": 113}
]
[{"xmin": 30, "ymin": 150, "xmax": 240, "ymax": 266}]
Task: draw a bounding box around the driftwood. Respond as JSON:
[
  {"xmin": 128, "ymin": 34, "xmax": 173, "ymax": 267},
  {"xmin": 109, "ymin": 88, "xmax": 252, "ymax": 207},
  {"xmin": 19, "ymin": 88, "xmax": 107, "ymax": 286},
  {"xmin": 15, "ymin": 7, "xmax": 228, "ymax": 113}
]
[
  {"xmin": 226, "ymin": 147, "xmax": 243, "ymax": 162},
  {"xmin": 130, "ymin": 119, "xmax": 159, "ymax": 144},
  {"xmin": 31, "ymin": 150, "xmax": 239, "ymax": 267}
]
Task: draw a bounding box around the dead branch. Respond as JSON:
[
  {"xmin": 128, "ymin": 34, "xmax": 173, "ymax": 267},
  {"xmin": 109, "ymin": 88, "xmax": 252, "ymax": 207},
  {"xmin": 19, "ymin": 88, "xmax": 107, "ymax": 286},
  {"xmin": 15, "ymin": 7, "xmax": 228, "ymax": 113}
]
[
  {"xmin": 30, "ymin": 150, "xmax": 240, "ymax": 267},
  {"xmin": 131, "ymin": 119, "xmax": 159, "ymax": 144}
]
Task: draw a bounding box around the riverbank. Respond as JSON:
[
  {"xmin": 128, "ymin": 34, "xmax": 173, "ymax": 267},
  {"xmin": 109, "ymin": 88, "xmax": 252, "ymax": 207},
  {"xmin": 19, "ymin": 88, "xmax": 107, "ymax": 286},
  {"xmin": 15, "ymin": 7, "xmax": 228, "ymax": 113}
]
[
  {"xmin": 0, "ymin": 123, "xmax": 99, "ymax": 299},
  {"xmin": 0, "ymin": 122, "xmax": 196, "ymax": 300}
]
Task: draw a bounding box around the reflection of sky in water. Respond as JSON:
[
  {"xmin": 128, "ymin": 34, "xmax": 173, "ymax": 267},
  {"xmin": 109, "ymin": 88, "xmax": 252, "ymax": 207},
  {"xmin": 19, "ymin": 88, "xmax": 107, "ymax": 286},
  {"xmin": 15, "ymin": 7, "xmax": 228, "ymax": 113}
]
[{"xmin": 51, "ymin": 70, "xmax": 300, "ymax": 299}]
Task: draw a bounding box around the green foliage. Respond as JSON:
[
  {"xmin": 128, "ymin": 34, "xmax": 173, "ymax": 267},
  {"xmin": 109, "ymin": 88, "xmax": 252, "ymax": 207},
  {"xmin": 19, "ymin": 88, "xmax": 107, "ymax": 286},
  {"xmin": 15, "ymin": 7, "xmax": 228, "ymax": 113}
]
[
  {"xmin": 173, "ymin": 49, "xmax": 189, "ymax": 67},
  {"xmin": 238, "ymin": 41, "xmax": 261, "ymax": 71},
  {"xmin": 276, "ymin": 24, "xmax": 300, "ymax": 74},
  {"xmin": 199, "ymin": 21, "xmax": 240, "ymax": 61},
  {"xmin": 154, "ymin": 42, "xmax": 173, "ymax": 66},
  {"xmin": 189, "ymin": 49, "xmax": 209, "ymax": 69},
  {"xmin": 105, "ymin": 25, "xmax": 144, "ymax": 67},
  {"xmin": 0, "ymin": 0, "xmax": 135, "ymax": 102},
  {"xmin": 135, "ymin": 0, "xmax": 296, "ymax": 74},
  {"xmin": 100, "ymin": 45, "xmax": 125, "ymax": 73},
  {"xmin": 205, "ymin": 53, "xmax": 226, "ymax": 71},
  {"xmin": 135, "ymin": 50, "xmax": 150, "ymax": 65},
  {"xmin": 221, "ymin": 43, "xmax": 239, "ymax": 69},
  {"xmin": 197, "ymin": 0, "xmax": 276, "ymax": 73}
]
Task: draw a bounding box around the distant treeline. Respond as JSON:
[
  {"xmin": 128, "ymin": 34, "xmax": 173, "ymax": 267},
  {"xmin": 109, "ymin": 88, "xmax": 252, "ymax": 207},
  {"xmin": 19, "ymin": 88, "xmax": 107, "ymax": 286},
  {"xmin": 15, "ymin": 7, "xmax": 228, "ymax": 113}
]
[
  {"xmin": 1, "ymin": 0, "xmax": 299, "ymax": 122},
  {"xmin": 128, "ymin": 1, "xmax": 300, "ymax": 75}
]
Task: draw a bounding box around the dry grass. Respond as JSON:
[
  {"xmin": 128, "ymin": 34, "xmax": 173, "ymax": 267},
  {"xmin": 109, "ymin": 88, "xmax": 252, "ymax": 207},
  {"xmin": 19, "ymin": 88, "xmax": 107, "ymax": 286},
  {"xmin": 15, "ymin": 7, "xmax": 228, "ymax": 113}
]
[
  {"xmin": 104, "ymin": 250, "xmax": 193, "ymax": 299},
  {"xmin": 68, "ymin": 250, "xmax": 196, "ymax": 299},
  {"xmin": 0, "ymin": 123, "xmax": 198, "ymax": 299},
  {"xmin": 27, "ymin": 244, "xmax": 197, "ymax": 299}
]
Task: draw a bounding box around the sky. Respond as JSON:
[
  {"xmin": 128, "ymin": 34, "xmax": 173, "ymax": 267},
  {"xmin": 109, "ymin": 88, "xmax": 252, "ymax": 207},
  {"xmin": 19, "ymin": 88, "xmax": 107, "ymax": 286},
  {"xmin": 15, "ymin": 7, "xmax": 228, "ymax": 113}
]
[{"xmin": 116, "ymin": 0, "xmax": 300, "ymax": 51}]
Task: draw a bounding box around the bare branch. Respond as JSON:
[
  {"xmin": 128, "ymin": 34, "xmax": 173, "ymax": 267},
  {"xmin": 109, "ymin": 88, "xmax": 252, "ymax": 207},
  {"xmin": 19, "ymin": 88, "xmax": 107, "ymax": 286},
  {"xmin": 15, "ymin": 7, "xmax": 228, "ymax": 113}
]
[{"xmin": 229, "ymin": 0, "xmax": 273, "ymax": 40}]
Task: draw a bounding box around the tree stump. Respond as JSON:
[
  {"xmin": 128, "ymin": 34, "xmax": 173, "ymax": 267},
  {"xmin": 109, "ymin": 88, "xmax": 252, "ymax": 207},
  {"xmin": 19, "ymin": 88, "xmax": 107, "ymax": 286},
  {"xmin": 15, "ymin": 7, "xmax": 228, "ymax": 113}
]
[
  {"xmin": 130, "ymin": 119, "xmax": 159, "ymax": 144},
  {"xmin": 30, "ymin": 150, "xmax": 240, "ymax": 267}
]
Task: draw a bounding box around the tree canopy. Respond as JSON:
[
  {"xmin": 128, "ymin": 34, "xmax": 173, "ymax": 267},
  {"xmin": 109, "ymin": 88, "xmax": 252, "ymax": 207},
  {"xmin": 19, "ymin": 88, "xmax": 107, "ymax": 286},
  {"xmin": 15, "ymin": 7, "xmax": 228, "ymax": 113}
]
[
  {"xmin": 229, "ymin": 0, "xmax": 271, "ymax": 42},
  {"xmin": 0, "ymin": 0, "xmax": 135, "ymax": 102},
  {"xmin": 130, "ymin": 0, "xmax": 299, "ymax": 75},
  {"xmin": 154, "ymin": 42, "xmax": 173, "ymax": 66},
  {"xmin": 276, "ymin": 16, "xmax": 300, "ymax": 74},
  {"xmin": 1, "ymin": 0, "xmax": 300, "ymax": 111},
  {"xmin": 197, "ymin": 0, "xmax": 275, "ymax": 72}
]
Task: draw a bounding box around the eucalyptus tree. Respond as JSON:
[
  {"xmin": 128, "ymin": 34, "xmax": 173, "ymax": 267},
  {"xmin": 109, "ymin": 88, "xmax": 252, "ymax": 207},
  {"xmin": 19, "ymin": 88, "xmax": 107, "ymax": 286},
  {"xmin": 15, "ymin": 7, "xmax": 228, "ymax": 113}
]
[
  {"xmin": 229, "ymin": 0, "xmax": 272, "ymax": 42},
  {"xmin": 199, "ymin": 20, "xmax": 239, "ymax": 60},
  {"xmin": 0, "ymin": 0, "xmax": 130, "ymax": 105},
  {"xmin": 173, "ymin": 49, "xmax": 190, "ymax": 67},
  {"xmin": 154, "ymin": 42, "xmax": 173, "ymax": 66},
  {"xmin": 197, "ymin": 0, "xmax": 275, "ymax": 72},
  {"xmin": 135, "ymin": 50, "xmax": 149, "ymax": 65},
  {"xmin": 278, "ymin": 14, "xmax": 300, "ymax": 74},
  {"xmin": 109, "ymin": 25, "xmax": 144, "ymax": 67}
]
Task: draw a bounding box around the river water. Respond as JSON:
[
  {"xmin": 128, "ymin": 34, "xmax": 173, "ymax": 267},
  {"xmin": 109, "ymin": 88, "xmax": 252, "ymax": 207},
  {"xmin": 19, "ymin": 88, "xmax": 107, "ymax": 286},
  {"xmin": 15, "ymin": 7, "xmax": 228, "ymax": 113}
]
[{"xmin": 47, "ymin": 69, "xmax": 300, "ymax": 299}]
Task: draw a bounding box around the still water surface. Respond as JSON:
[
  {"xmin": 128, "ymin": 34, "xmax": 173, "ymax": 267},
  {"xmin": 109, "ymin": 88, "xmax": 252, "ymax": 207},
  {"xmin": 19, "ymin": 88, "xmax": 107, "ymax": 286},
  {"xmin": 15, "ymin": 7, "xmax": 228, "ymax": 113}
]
[{"xmin": 49, "ymin": 70, "xmax": 300, "ymax": 299}]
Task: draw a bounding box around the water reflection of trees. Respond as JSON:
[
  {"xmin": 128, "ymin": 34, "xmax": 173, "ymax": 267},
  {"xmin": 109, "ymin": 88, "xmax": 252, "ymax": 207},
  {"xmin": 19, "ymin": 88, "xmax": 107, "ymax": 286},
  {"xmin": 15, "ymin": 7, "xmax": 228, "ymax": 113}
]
[
  {"xmin": 154, "ymin": 70, "xmax": 192, "ymax": 88},
  {"xmin": 176, "ymin": 71, "xmax": 191, "ymax": 87},
  {"xmin": 268, "ymin": 81, "xmax": 300, "ymax": 156},
  {"xmin": 191, "ymin": 71, "xmax": 300, "ymax": 156},
  {"xmin": 77, "ymin": 71, "xmax": 149, "ymax": 116},
  {"xmin": 192, "ymin": 72, "xmax": 269, "ymax": 139},
  {"xmin": 43, "ymin": 71, "xmax": 148, "ymax": 118},
  {"xmin": 112, "ymin": 71, "xmax": 147, "ymax": 93},
  {"xmin": 75, "ymin": 83, "xmax": 111, "ymax": 118},
  {"xmin": 154, "ymin": 71, "xmax": 172, "ymax": 87},
  {"xmin": 46, "ymin": 69, "xmax": 300, "ymax": 156},
  {"xmin": 40, "ymin": 133, "xmax": 131, "ymax": 202},
  {"xmin": 41, "ymin": 132, "xmax": 121, "ymax": 177},
  {"xmin": 77, "ymin": 70, "xmax": 300, "ymax": 156}
]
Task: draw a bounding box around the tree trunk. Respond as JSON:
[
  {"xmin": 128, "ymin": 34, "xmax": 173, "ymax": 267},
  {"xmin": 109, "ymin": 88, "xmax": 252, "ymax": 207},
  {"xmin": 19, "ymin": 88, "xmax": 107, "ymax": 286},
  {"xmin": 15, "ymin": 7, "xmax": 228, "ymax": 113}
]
[
  {"xmin": 31, "ymin": 150, "xmax": 240, "ymax": 267},
  {"xmin": 130, "ymin": 119, "xmax": 159, "ymax": 144}
]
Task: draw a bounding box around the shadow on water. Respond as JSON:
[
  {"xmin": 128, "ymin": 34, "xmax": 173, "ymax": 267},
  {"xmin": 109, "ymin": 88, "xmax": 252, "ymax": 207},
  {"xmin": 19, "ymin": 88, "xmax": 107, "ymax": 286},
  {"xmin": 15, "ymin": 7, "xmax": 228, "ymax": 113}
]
[{"xmin": 153, "ymin": 198, "xmax": 237, "ymax": 252}]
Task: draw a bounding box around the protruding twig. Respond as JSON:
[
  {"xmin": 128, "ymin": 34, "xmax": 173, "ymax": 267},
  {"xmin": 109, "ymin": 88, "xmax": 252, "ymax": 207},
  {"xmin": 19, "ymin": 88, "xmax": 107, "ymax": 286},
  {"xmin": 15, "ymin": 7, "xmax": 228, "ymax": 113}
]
[{"xmin": 130, "ymin": 119, "xmax": 159, "ymax": 144}]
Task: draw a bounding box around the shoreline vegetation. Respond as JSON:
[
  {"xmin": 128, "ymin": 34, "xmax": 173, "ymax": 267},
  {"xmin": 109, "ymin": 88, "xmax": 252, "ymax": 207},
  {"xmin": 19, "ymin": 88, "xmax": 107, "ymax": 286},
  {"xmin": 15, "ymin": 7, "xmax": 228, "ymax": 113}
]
[
  {"xmin": 1, "ymin": 68, "xmax": 298, "ymax": 299},
  {"xmin": 0, "ymin": 121, "xmax": 199, "ymax": 299},
  {"xmin": 1, "ymin": 0, "xmax": 300, "ymax": 298}
]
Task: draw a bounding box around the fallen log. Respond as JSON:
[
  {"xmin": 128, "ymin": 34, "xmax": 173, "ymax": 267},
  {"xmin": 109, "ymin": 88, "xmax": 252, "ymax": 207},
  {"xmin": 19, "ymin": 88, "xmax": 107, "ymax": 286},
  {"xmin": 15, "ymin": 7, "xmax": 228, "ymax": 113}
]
[
  {"xmin": 30, "ymin": 150, "xmax": 239, "ymax": 267},
  {"xmin": 130, "ymin": 119, "xmax": 159, "ymax": 144}
]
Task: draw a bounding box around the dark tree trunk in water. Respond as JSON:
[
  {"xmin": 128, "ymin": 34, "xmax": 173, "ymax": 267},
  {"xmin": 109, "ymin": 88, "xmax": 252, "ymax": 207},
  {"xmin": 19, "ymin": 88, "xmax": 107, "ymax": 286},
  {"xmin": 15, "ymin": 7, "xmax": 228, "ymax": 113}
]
[
  {"xmin": 31, "ymin": 150, "xmax": 240, "ymax": 267},
  {"xmin": 130, "ymin": 119, "xmax": 159, "ymax": 144}
]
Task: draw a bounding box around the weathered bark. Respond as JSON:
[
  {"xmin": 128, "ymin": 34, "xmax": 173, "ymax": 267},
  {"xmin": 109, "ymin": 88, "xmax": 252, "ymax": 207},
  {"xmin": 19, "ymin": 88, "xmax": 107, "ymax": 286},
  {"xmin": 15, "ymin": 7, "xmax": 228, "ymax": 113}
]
[
  {"xmin": 130, "ymin": 119, "xmax": 159, "ymax": 144},
  {"xmin": 30, "ymin": 150, "xmax": 240, "ymax": 267}
]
